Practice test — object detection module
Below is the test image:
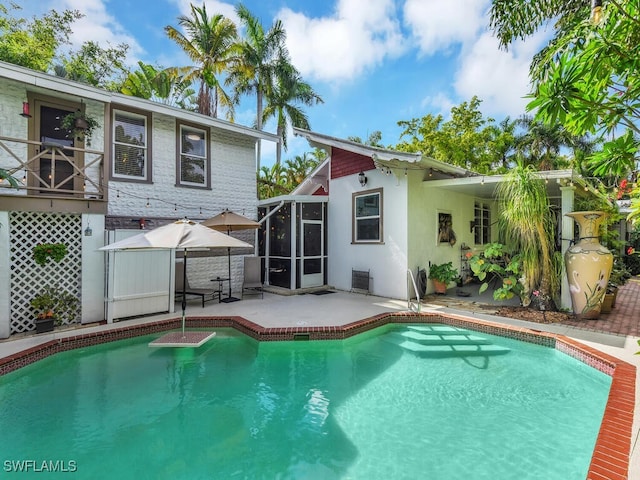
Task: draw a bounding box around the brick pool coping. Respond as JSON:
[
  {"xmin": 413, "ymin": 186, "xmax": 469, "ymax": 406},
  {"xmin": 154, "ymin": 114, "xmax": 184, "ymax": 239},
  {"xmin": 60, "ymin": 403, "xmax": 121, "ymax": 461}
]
[{"xmin": 0, "ymin": 311, "xmax": 635, "ymax": 479}]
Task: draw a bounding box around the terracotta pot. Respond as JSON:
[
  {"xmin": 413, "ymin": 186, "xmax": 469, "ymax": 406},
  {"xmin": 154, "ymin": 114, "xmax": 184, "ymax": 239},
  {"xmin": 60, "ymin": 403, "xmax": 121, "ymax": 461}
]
[
  {"xmin": 565, "ymin": 211, "xmax": 613, "ymax": 319},
  {"xmin": 433, "ymin": 279, "xmax": 448, "ymax": 294}
]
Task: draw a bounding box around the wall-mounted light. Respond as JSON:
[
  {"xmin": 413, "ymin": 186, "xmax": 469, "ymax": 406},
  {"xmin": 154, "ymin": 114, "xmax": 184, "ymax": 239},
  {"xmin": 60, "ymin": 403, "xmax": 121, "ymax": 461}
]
[
  {"xmin": 20, "ymin": 101, "xmax": 31, "ymax": 118},
  {"xmin": 358, "ymin": 171, "xmax": 367, "ymax": 187}
]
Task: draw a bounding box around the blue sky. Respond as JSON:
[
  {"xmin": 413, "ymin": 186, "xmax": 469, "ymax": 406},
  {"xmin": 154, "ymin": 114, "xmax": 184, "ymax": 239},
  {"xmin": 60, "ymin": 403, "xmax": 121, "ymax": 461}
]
[{"xmin": 18, "ymin": 0, "xmax": 547, "ymax": 167}]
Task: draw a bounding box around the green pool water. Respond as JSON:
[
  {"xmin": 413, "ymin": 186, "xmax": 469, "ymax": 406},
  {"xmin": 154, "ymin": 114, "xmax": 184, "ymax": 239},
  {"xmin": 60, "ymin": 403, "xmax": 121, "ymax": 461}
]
[{"xmin": 0, "ymin": 324, "xmax": 611, "ymax": 479}]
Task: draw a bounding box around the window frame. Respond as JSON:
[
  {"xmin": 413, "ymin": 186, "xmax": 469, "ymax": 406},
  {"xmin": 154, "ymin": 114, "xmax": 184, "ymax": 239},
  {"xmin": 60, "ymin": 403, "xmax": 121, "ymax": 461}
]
[
  {"xmin": 176, "ymin": 122, "xmax": 211, "ymax": 189},
  {"xmin": 474, "ymin": 201, "xmax": 491, "ymax": 245},
  {"xmin": 352, "ymin": 188, "xmax": 384, "ymax": 244},
  {"xmin": 110, "ymin": 107, "xmax": 152, "ymax": 183}
]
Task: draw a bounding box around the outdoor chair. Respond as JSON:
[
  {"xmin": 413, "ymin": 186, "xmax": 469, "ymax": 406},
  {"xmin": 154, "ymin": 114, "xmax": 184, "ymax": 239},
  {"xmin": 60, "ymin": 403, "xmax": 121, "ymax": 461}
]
[
  {"xmin": 174, "ymin": 261, "xmax": 220, "ymax": 307},
  {"xmin": 242, "ymin": 256, "xmax": 264, "ymax": 299}
]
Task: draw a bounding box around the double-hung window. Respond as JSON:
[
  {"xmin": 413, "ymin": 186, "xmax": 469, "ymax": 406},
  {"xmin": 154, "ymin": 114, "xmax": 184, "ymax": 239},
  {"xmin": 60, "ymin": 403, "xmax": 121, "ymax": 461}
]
[
  {"xmin": 178, "ymin": 124, "xmax": 209, "ymax": 188},
  {"xmin": 353, "ymin": 188, "xmax": 383, "ymax": 243},
  {"xmin": 112, "ymin": 109, "xmax": 149, "ymax": 181},
  {"xmin": 474, "ymin": 201, "xmax": 491, "ymax": 245}
]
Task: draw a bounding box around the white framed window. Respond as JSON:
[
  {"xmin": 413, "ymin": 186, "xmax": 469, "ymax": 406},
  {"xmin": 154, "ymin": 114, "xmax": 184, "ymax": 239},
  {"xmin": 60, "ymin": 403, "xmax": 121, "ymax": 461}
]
[
  {"xmin": 178, "ymin": 124, "xmax": 209, "ymax": 188},
  {"xmin": 112, "ymin": 109, "xmax": 149, "ymax": 181},
  {"xmin": 474, "ymin": 201, "xmax": 491, "ymax": 245},
  {"xmin": 352, "ymin": 188, "xmax": 383, "ymax": 243}
]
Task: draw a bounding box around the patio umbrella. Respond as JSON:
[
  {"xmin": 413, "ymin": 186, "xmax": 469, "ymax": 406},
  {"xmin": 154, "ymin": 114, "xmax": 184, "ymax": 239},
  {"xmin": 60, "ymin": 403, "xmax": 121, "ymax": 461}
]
[
  {"xmin": 100, "ymin": 218, "xmax": 251, "ymax": 335},
  {"xmin": 202, "ymin": 209, "xmax": 260, "ymax": 302}
]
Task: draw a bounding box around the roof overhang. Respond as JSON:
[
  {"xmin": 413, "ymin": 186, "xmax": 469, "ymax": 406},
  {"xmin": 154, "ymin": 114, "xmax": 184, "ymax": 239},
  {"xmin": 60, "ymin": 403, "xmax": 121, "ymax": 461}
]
[
  {"xmin": 293, "ymin": 127, "xmax": 473, "ymax": 178},
  {"xmin": 258, "ymin": 194, "xmax": 329, "ymax": 207},
  {"xmin": 1, "ymin": 61, "xmax": 280, "ymax": 143},
  {"xmin": 290, "ymin": 158, "xmax": 329, "ymax": 195},
  {"xmin": 425, "ymin": 169, "xmax": 594, "ymax": 199}
]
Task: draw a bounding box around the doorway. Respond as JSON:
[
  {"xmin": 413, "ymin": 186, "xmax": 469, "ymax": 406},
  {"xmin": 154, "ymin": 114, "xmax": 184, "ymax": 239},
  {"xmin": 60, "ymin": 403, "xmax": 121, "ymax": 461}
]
[
  {"xmin": 301, "ymin": 220, "xmax": 323, "ymax": 288},
  {"xmin": 29, "ymin": 97, "xmax": 83, "ymax": 195}
]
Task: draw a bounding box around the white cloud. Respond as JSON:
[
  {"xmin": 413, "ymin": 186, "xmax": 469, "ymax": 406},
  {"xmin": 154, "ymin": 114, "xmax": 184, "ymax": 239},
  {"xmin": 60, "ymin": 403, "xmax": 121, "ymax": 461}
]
[
  {"xmin": 171, "ymin": 0, "xmax": 239, "ymax": 24},
  {"xmin": 278, "ymin": 0, "xmax": 406, "ymax": 83},
  {"xmin": 54, "ymin": 0, "xmax": 145, "ymax": 65},
  {"xmin": 453, "ymin": 31, "xmax": 547, "ymax": 119},
  {"xmin": 420, "ymin": 93, "xmax": 455, "ymax": 116},
  {"xmin": 404, "ymin": 0, "xmax": 489, "ymax": 55}
]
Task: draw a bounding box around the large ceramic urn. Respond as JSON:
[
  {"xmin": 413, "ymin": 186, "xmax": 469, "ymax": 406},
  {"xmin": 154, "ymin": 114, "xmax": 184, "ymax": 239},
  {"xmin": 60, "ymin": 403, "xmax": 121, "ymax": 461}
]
[{"xmin": 565, "ymin": 211, "xmax": 613, "ymax": 319}]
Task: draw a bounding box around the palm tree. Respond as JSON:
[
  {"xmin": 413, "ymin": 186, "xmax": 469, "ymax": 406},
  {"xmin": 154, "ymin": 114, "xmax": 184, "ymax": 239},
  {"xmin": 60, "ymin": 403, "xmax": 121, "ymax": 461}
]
[
  {"xmin": 284, "ymin": 152, "xmax": 318, "ymax": 186},
  {"xmin": 258, "ymin": 162, "xmax": 288, "ymax": 199},
  {"xmin": 121, "ymin": 61, "xmax": 196, "ymax": 109},
  {"xmin": 165, "ymin": 4, "xmax": 238, "ymax": 119},
  {"xmin": 230, "ymin": 4, "xmax": 286, "ymax": 126},
  {"xmin": 515, "ymin": 115, "xmax": 577, "ymax": 170},
  {"xmin": 262, "ymin": 60, "xmax": 323, "ymax": 164},
  {"xmin": 497, "ymin": 161, "xmax": 557, "ymax": 310},
  {"xmin": 226, "ymin": 4, "xmax": 286, "ymax": 166}
]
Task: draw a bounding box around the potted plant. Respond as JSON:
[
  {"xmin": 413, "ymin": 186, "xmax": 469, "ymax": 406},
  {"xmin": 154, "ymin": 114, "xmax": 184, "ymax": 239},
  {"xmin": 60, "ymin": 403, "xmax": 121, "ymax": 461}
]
[
  {"xmin": 61, "ymin": 109, "xmax": 99, "ymax": 146},
  {"xmin": 30, "ymin": 286, "xmax": 80, "ymax": 333},
  {"xmin": 33, "ymin": 243, "xmax": 67, "ymax": 266},
  {"xmin": 429, "ymin": 262, "xmax": 459, "ymax": 294}
]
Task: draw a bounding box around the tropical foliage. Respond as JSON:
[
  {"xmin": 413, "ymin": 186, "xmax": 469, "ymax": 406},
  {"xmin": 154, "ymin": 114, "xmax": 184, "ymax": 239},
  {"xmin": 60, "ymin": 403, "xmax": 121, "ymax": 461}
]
[
  {"xmin": 467, "ymin": 243, "xmax": 524, "ymax": 302},
  {"xmin": 0, "ymin": 4, "xmax": 81, "ymax": 71},
  {"xmin": 496, "ymin": 162, "xmax": 557, "ymax": 310},
  {"xmin": 490, "ymin": 0, "xmax": 640, "ymax": 222},
  {"xmin": 164, "ymin": 4, "xmax": 239, "ymax": 119}
]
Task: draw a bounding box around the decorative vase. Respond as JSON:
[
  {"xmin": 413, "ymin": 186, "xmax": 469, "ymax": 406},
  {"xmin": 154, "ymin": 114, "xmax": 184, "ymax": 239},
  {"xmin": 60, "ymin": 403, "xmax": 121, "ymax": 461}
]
[
  {"xmin": 565, "ymin": 211, "xmax": 613, "ymax": 319},
  {"xmin": 433, "ymin": 279, "xmax": 448, "ymax": 294}
]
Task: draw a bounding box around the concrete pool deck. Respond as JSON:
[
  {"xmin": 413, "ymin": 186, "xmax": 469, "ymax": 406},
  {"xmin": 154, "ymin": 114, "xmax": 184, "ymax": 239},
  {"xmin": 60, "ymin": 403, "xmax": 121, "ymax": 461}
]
[{"xmin": 1, "ymin": 289, "xmax": 638, "ymax": 478}]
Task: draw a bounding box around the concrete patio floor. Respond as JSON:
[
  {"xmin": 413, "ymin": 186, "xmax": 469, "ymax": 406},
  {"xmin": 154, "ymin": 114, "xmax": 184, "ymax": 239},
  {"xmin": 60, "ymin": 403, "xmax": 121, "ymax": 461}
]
[{"xmin": 1, "ymin": 287, "xmax": 638, "ymax": 478}]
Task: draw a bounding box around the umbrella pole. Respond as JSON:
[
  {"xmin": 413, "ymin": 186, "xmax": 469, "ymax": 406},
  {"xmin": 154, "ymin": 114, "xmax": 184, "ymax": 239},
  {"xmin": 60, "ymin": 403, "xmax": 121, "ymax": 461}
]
[
  {"xmin": 227, "ymin": 246, "xmax": 232, "ymax": 299},
  {"xmin": 182, "ymin": 251, "xmax": 188, "ymax": 337}
]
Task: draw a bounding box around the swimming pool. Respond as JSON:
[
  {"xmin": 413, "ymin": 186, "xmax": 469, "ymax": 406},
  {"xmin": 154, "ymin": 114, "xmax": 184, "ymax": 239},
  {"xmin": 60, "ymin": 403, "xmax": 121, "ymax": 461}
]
[{"xmin": 0, "ymin": 324, "xmax": 611, "ymax": 479}]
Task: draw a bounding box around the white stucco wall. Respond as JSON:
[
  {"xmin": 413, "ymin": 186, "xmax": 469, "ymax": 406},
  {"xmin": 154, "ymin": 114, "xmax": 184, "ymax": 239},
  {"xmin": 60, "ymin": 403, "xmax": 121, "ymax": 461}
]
[
  {"xmin": 81, "ymin": 213, "xmax": 105, "ymax": 323},
  {"xmin": 328, "ymin": 169, "xmax": 409, "ymax": 300},
  {"xmin": 407, "ymin": 174, "xmax": 497, "ymax": 293}
]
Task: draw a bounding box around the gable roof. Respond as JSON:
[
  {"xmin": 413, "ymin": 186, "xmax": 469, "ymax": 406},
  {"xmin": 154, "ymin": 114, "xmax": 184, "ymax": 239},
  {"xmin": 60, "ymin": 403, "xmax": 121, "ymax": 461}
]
[
  {"xmin": 0, "ymin": 60, "xmax": 280, "ymax": 143},
  {"xmin": 293, "ymin": 127, "xmax": 472, "ymax": 178}
]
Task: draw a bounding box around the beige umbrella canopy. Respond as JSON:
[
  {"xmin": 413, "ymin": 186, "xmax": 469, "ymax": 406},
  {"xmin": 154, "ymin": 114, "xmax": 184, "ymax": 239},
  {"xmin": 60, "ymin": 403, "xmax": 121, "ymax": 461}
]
[
  {"xmin": 202, "ymin": 209, "xmax": 260, "ymax": 302},
  {"xmin": 100, "ymin": 218, "xmax": 251, "ymax": 334}
]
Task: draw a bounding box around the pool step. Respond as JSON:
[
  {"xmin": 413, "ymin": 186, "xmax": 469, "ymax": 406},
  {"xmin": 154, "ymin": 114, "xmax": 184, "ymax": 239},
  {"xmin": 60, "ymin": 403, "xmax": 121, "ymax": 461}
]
[
  {"xmin": 393, "ymin": 330, "xmax": 492, "ymax": 346},
  {"xmin": 384, "ymin": 326, "xmax": 510, "ymax": 358}
]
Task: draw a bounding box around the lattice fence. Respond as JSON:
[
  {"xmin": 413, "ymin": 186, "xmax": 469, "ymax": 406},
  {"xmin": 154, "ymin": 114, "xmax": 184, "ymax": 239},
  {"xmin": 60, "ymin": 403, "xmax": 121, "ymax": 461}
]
[{"xmin": 9, "ymin": 211, "xmax": 82, "ymax": 333}]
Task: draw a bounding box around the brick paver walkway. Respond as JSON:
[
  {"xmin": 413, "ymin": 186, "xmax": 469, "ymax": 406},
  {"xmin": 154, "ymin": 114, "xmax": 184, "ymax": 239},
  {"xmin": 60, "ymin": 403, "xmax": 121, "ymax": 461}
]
[{"xmin": 562, "ymin": 276, "xmax": 640, "ymax": 337}]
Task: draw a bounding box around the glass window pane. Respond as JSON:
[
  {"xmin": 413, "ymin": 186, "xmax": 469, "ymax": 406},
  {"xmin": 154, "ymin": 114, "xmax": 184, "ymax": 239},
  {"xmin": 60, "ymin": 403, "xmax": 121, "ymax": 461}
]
[
  {"xmin": 181, "ymin": 128, "xmax": 206, "ymax": 157},
  {"xmin": 357, "ymin": 218, "xmax": 380, "ymax": 241},
  {"xmin": 115, "ymin": 113, "xmax": 146, "ymax": 146},
  {"xmin": 355, "ymin": 194, "xmax": 379, "ymax": 218},
  {"xmin": 114, "ymin": 144, "xmax": 145, "ymax": 177},
  {"xmin": 180, "ymin": 156, "xmax": 205, "ymax": 184}
]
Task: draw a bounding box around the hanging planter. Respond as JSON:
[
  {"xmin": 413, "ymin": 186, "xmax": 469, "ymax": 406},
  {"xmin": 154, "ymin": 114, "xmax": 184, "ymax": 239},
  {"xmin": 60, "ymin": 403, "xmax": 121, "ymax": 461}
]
[
  {"xmin": 33, "ymin": 243, "xmax": 68, "ymax": 266},
  {"xmin": 61, "ymin": 109, "xmax": 99, "ymax": 145}
]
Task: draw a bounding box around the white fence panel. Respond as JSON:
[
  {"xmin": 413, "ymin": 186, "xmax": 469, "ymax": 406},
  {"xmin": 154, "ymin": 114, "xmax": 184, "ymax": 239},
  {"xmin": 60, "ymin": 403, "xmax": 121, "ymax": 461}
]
[{"xmin": 105, "ymin": 230, "xmax": 174, "ymax": 322}]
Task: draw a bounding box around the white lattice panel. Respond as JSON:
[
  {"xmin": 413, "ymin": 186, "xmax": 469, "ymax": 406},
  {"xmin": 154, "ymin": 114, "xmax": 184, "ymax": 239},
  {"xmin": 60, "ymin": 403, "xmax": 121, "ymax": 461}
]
[{"xmin": 9, "ymin": 211, "xmax": 82, "ymax": 333}]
